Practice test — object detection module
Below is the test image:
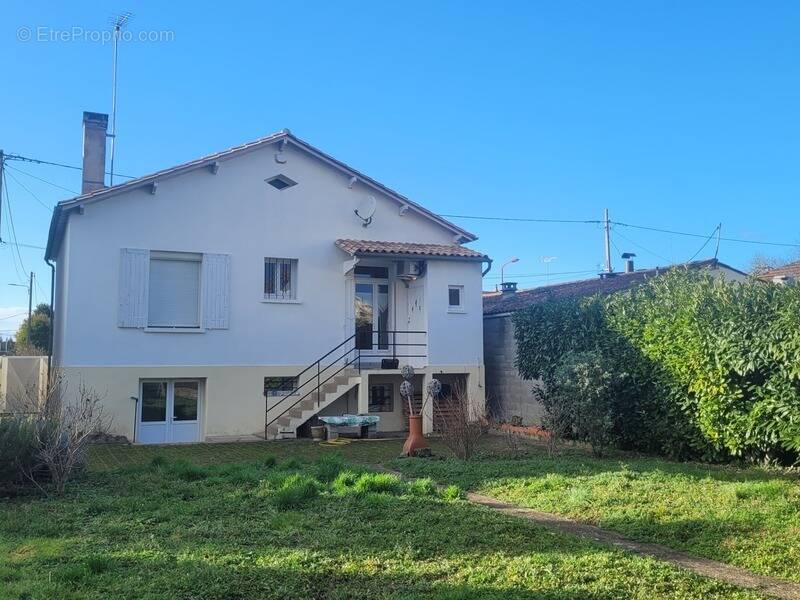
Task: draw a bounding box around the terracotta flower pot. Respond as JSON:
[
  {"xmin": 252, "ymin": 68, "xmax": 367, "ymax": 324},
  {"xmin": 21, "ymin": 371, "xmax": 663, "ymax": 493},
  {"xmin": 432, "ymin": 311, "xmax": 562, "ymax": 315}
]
[{"xmin": 402, "ymin": 414, "xmax": 429, "ymax": 456}]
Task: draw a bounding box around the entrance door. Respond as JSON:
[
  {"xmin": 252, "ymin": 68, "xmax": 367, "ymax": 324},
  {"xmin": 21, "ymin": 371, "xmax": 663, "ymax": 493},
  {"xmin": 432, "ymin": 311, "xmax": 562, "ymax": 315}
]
[
  {"xmin": 138, "ymin": 380, "xmax": 201, "ymax": 444},
  {"xmin": 354, "ymin": 266, "xmax": 390, "ymax": 351}
]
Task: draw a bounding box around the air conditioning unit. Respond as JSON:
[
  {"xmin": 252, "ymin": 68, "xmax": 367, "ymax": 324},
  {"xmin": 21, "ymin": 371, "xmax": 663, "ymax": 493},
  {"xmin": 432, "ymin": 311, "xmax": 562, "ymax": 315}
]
[{"xmin": 396, "ymin": 260, "xmax": 422, "ymax": 279}]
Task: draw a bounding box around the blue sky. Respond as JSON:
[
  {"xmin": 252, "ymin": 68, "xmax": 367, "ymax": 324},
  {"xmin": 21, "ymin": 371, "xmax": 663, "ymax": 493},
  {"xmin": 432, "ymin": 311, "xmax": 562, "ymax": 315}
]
[{"xmin": 2, "ymin": 1, "xmax": 799, "ymax": 338}]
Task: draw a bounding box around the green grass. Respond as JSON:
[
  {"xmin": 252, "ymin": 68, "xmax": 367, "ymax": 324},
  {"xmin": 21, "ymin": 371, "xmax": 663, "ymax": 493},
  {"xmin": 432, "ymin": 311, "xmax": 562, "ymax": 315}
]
[
  {"xmin": 390, "ymin": 437, "xmax": 800, "ymax": 582},
  {"xmin": 0, "ymin": 441, "xmax": 763, "ymax": 599}
]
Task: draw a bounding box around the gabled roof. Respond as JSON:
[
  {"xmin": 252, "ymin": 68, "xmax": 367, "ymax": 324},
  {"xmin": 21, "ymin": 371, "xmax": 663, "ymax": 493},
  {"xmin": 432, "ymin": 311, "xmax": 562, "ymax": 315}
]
[
  {"xmin": 45, "ymin": 130, "xmax": 477, "ymax": 260},
  {"xmin": 483, "ymin": 259, "xmax": 747, "ymax": 316},
  {"xmin": 758, "ymin": 260, "xmax": 800, "ymax": 282},
  {"xmin": 336, "ymin": 239, "xmax": 488, "ymax": 260}
]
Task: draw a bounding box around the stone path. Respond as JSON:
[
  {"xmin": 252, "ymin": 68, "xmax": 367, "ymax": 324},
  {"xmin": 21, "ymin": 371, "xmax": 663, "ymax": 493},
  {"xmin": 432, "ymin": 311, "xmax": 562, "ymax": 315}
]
[{"xmin": 466, "ymin": 491, "xmax": 800, "ymax": 600}]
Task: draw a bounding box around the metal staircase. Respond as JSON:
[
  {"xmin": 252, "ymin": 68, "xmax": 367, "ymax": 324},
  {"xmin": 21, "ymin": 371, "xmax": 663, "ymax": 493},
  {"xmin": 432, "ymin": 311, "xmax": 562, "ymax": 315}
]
[{"xmin": 264, "ymin": 330, "xmax": 426, "ymax": 440}]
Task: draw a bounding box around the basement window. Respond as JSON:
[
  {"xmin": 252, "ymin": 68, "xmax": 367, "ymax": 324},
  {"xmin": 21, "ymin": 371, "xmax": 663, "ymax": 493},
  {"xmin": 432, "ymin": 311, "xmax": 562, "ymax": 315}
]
[
  {"xmin": 265, "ymin": 174, "xmax": 297, "ymax": 190},
  {"xmin": 264, "ymin": 376, "xmax": 299, "ymax": 397},
  {"xmin": 369, "ymin": 384, "xmax": 394, "ymax": 413}
]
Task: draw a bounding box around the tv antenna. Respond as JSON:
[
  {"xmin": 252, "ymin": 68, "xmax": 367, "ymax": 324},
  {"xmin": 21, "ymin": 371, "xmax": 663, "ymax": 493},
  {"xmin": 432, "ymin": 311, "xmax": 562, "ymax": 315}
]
[
  {"xmin": 109, "ymin": 11, "xmax": 133, "ymax": 186},
  {"xmin": 354, "ymin": 196, "xmax": 376, "ymax": 227}
]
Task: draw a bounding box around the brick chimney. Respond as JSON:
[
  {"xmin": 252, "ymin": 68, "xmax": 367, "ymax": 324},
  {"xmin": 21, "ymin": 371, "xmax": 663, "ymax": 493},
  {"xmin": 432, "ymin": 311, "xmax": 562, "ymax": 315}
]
[{"xmin": 81, "ymin": 111, "xmax": 108, "ymax": 194}]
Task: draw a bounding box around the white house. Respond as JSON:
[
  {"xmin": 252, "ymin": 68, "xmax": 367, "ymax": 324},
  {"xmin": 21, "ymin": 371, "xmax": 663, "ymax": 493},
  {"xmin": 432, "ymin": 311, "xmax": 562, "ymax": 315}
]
[{"xmin": 45, "ymin": 113, "xmax": 490, "ymax": 443}]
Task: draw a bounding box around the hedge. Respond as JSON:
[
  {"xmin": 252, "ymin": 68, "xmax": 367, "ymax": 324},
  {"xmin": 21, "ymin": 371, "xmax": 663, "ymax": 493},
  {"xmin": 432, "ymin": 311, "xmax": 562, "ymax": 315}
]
[{"xmin": 513, "ymin": 269, "xmax": 800, "ymax": 463}]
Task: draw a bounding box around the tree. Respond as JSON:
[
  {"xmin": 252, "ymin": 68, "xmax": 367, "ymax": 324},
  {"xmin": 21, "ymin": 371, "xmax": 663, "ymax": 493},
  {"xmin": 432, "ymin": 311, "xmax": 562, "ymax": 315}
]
[{"xmin": 15, "ymin": 304, "xmax": 52, "ymax": 354}]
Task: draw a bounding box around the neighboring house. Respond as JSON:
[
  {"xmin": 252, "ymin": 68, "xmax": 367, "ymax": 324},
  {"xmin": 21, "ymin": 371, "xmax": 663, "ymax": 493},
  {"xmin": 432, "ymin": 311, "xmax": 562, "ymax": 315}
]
[
  {"xmin": 483, "ymin": 259, "xmax": 748, "ymax": 425},
  {"xmin": 45, "ymin": 112, "xmax": 490, "ymax": 443},
  {"xmin": 758, "ymin": 260, "xmax": 800, "ymax": 284}
]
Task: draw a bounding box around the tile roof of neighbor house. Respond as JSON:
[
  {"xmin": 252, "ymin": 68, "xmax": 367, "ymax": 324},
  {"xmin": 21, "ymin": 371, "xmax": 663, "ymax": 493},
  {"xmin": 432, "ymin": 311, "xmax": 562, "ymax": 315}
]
[
  {"xmin": 483, "ymin": 259, "xmax": 745, "ymax": 316},
  {"xmin": 45, "ymin": 129, "xmax": 477, "ymax": 260},
  {"xmin": 336, "ymin": 239, "xmax": 489, "ymax": 260},
  {"xmin": 758, "ymin": 260, "xmax": 800, "ymax": 281}
]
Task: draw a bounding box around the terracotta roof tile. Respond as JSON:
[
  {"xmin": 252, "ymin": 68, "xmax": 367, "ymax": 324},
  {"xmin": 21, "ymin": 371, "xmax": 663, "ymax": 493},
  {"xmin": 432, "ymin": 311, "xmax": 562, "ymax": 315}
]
[
  {"xmin": 336, "ymin": 239, "xmax": 488, "ymax": 259},
  {"xmin": 758, "ymin": 260, "xmax": 800, "ymax": 281},
  {"xmin": 484, "ymin": 259, "xmax": 743, "ymax": 316}
]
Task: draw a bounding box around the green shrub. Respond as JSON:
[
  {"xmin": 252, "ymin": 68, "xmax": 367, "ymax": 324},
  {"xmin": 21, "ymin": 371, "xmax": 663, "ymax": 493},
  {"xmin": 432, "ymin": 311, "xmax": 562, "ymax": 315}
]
[
  {"xmin": 167, "ymin": 460, "xmax": 208, "ymax": 481},
  {"xmin": 278, "ymin": 457, "xmax": 304, "ymax": 471},
  {"xmin": 260, "ymin": 454, "xmax": 277, "ymax": 468},
  {"xmin": 331, "ymin": 470, "xmax": 360, "ymax": 494},
  {"xmin": 314, "ymin": 453, "xmax": 345, "ymax": 483},
  {"xmin": 407, "ymin": 477, "xmax": 438, "ymax": 497},
  {"xmin": 514, "ymin": 269, "xmax": 800, "ymax": 463},
  {"xmin": 149, "ymin": 455, "xmax": 168, "ymax": 468},
  {"xmin": 352, "ymin": 472, "xmax": 404, "ymax": 495},
  {"xmin": 441, "ymin": 485, "xmax": 464, "ymax": 500},
  {"xmin": 271, "ymin": 474, "xmax": 320, "ymax": 510},
  {"xmin": 0, "ymin": 416, "xmax": 39, "ymax": 493}
]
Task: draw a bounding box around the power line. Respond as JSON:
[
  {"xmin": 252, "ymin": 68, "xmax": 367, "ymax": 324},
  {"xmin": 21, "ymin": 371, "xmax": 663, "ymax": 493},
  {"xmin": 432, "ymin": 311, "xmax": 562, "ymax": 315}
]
[
  {"xmin": 484, "ymin": 269, "xmax": 597, "ymax": 280},
  {"xmin": 2, "ymin": 175, "xmax": 28, "ymax": 281},
  {"xmin": 1, "ymin": 240, "xmax": 46, "ymax": 250},
  {"xmin": 612, "ymin": 227, "xmax": 673, "ymax": 264},
  {"xmin": 440, "ymin": 213, "xmax": 603, "ymax": 225},
  {"xmin": 0, "ymin": 312, "xmax": 26, "ymax": 321},
  {"xmin": 686, "ymin": 224, "xmax": 720, "ymax": 263},
  {"xmin": 611, "ymin": 220, "xmax": 799, "ymax": 249},
  {"xmin": 4, "ymin": 153, "xmax": 136, "ymax": 179},
  {"xmin": 4, "ymin": 168, "xmax": 53, "ymax": 211},
  {"xmin": 440, "ymin": 211, "xmax": 800, "ymax": 249},
  {"xmin": 5, "ymin": 164, "xmax": 79, "ymax": 195}
]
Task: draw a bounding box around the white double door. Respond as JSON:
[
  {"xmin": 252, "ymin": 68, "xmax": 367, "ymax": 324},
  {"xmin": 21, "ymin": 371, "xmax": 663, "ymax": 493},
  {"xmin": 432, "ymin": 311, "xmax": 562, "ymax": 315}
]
[{"xmin": 138, "ymin": 380, "xmax": 202, "ymax": 444}]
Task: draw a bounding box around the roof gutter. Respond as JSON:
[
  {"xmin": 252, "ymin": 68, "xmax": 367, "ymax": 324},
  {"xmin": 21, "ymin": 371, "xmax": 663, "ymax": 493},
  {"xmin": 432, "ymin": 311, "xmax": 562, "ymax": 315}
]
[{"xmin": 482, "ymin": 257, "xmax": 493, "ymax": 277}]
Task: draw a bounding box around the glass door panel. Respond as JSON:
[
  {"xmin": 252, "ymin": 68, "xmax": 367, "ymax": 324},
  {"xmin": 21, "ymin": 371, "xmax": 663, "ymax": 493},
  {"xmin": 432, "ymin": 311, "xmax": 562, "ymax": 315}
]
[
  {"xmin": 141, "ymin": 382, "xmax": 167, "ymax": 422},
  {"xmin": 355, "ymin": 283, "xmax": 374, "ymax": 350},
  {"xmin": 173, "ymin": 382, "xmax": 199, "ymax": 421}
]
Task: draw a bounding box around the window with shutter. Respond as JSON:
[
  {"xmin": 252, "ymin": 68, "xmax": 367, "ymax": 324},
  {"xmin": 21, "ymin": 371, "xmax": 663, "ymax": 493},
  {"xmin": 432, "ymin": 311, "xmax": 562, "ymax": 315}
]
[{"xmin": 148, "ymin": 252, "xmax": 202, "ymax": 328}]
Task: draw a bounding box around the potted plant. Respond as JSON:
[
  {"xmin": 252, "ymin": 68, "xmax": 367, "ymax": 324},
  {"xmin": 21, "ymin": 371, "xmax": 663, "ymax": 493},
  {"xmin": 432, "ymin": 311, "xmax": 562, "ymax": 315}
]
[{"xmin": 399, "ymin": 365, "xmax": 439, "ymax": 457}]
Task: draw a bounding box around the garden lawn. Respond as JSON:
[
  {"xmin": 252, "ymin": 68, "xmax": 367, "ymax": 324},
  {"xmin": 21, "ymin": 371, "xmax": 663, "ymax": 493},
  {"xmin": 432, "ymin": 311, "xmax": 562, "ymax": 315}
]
[
  {"xmin": 0, "ymin": 440, "xmax": 762, "ymax": 599},
  {"xmin": 390, "ymin": 438, "xmax": 800, "ymax": 583}
]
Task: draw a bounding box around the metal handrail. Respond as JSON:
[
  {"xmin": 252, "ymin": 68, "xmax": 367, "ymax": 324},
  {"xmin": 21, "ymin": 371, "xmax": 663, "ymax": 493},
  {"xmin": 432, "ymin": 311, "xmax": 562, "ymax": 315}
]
[{"xmin": 264, "ymin": 330, "xmax": 427, "ymax": 438}]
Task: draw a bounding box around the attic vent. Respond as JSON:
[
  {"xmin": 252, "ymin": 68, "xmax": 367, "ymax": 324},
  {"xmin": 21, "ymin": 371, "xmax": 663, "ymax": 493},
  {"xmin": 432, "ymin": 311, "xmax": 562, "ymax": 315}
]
[{"xmin": 265, "ymin": 174, "xmax": 297, "ymax": 190}]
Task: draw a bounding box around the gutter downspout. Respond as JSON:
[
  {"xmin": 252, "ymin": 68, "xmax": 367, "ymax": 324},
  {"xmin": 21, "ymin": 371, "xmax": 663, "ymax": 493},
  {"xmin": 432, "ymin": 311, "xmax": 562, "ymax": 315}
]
[
  {"xmin": 45, "ymin": 258, "xmax": 55, "ymax": 389},
  {"xmin": 481, "ymin": 258, "xmax": 493, "ymax": 277}
]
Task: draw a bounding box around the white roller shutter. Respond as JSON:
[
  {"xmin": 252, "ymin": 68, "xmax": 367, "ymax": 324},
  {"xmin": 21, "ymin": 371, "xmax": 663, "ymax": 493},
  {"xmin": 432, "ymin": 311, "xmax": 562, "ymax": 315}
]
[
  {"xmin": 118, "ymin": 248, "xmax": 149, "ymax": 328},
  {"xmin": 202, "ymin": 253, "xmax": 231, "ymax": 329}
]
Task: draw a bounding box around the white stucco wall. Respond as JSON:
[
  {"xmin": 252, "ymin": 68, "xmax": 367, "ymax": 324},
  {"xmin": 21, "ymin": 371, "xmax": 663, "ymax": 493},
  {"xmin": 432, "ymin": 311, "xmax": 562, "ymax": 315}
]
[{"xmin": 56, "ymin": 142, "xmax": 484, "ymax": 369}]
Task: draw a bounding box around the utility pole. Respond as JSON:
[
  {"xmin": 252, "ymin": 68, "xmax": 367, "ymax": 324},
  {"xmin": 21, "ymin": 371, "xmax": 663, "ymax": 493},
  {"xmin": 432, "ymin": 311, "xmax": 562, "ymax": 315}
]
[
  {"xmin": 603, "ymin": 208, "xmax": 613, "ymax": 274},
  {"xmin": 0, "ymin": 149, "xmax": 4, "ymax": 243},
  {"xmin": 27, "ymin": 272, "xmax": 34, "ymax": 324},
  {"xmin": 714, "ymin": 222, "xmax": 722, "ymax": 259}
]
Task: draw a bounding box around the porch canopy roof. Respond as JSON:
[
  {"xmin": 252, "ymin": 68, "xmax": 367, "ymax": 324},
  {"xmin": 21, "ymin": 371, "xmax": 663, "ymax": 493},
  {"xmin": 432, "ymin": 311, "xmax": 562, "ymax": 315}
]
[{"xmin": 335, "ymin": 239, "xmax": 489, "ymax": 261}]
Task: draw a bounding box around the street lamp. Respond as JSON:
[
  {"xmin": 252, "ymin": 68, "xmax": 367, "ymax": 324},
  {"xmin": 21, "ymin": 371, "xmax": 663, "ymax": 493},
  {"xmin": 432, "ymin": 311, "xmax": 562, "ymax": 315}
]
[{"xmin": 501, "ymin": 257, "xmax": 519, "ymax": 285}]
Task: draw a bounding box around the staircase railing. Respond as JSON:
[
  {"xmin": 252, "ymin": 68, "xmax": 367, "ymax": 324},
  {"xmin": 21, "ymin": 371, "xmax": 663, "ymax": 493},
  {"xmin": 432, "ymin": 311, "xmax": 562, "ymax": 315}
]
[{"xmin": 264, "ymin": 330, "xmax": 427, "ymax": 438}]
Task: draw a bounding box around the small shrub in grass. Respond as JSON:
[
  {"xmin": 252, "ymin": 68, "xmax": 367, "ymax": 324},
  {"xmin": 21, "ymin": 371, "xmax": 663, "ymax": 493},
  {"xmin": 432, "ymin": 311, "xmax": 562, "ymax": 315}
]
[
  {"xmin": 168, "ymin": 460, "xmax": 208, "ymax": 481},
  {"xmin": 441, "ymin": 485, "xmax": 464, "ymax": 501},
  {"xmin": 332, "ymin": 470, "xmax": 360, "ymax": 494},
  {"xmin": 86, "ymin": 555, "xmax": 112, "ymax": 574},
  {"xmin": 260, "ymin": 454, "xmax": 277, "ymax": 468},
  {"xmin": 278, "ymin": 457, "xmax": 304, "ymax": 471},
  {"xmin": 271, "ymin": 474, "xmax": 320, "ymax": 510},
  {"xmin": 353, "ymin": 472, "xmax": 404, "ymax": 495},
  {"xmin": 408, "ymin": 477, "xmax": 438, "ymax": 497},
  {"xmin": 314, "ymin": 453, "xmax": 345, "ymax": 483},
  {"xmin": 149, "ymin": 455, "xmax": 168, "ymax": 469}
]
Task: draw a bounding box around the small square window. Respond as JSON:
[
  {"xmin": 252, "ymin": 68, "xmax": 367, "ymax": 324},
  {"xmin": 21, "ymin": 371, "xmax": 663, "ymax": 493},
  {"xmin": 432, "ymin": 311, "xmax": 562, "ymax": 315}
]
[
  {"xmin": 369, "ymin": 384, "xmax": 394, "ymax": 413},
  {"xmin": 448, "ymin": 285, "xmax": 464, "ymax": 311},
  {"xmin": 264, "ymin": 258, "xmax": 298, "ymax": 300},
  {"xmin": 265, "ymin": 174, "xmax": 297, "ymax": 190}
]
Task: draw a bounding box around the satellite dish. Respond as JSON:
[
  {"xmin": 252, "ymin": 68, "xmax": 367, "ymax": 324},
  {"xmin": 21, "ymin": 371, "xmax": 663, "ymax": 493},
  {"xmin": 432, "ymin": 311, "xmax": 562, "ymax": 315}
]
[{"xmin": 355, "ymin": 196, "xmax": 376, "ymax": 227}]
